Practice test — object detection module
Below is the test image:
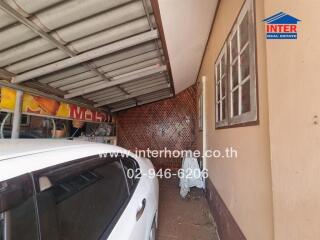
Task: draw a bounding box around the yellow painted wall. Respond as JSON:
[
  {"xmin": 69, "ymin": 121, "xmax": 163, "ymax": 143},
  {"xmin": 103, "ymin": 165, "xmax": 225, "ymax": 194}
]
[
  {"xmin": 198, "ymin": 0, "xmax": 274, "ymax": 239},
  {"xmin": 264, "ymin": 0, "xmax": 320, "ymax": 239}
]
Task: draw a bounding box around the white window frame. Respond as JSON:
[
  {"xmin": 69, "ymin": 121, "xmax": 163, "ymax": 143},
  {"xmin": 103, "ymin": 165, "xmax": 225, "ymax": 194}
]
[
  {"xmin": 214, "ymin": 0, "xmax": 258, "ymax": 129},
  {"xmin": 228, "ymin": 0, "xmax": 257, "ymax": 126},
  {"xmin": 214, "ymin": 44, "xmax": 228, "ymax": 128}
]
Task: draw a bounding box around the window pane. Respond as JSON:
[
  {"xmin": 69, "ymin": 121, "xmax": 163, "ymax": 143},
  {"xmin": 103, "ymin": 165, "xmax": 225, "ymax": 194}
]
[
  {"xmin": 231, "ymin": 33, "xmax": 238, "ymax": 60},
  {"xmin": 217, "ymin": 82, "xmax": 220, "ymax": 100},
  {"xmin": 222, "ymin": 99, "xmax": 226, "ymax": 120},
  {"xmin": 232, "ymin": 60, "xmax": 239, "ymax": 89},
  {"xmin": 232, "ymin": 89, "xmax": 239, "ymax": 116},
  {"xmin": 241, "ymin": 80, "xmax": 251, "ymax": 113},
  {"xmin": 240, "ymin": 12, "xmax": 249, "ymax": 49},
  {"xmin": 221, "ymin": 55, "xmax": 226, "ymax": 76},
  {"xmin": 10, "ymin": 197, "xmax": 38, "ymax": 240},
  {"xmin": 240, "ymin": 45, "xmax": 250, "ymax": 80},
  {"xmin": 37, "ymin": 161, "xmax": 129, "ymax": 240},
  {"xmin": 217, "ymin": 103, "xmax": 221, "ymax": 121},
  {"xmin": 216, "ymin": 62, "xmax": 220, "ymax": 80},
  {"xmin": 221, "ymin": 76, "xmax": 226, "ymax": 98}
]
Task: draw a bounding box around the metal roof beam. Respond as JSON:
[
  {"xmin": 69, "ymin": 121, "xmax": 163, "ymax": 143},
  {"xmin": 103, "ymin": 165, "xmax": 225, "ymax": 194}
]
[
  {"xmin": 0, "ymin": 1, "xmax": 75, "ymax": 57},
  {"xmin": 138, "ymin": 89, "xmax": 171, "ymax": 101},
  {"xmin": 120, "ymin": 74, "xmax": 165, "ymax": 87},
  {"xmin": 94, "ymin": 83, "xmax": 170, "ymax": 107},
  {"xmin": 111, "ymin": 103, "xmax": 136, "ymax": 113},
  {"xmin": 64, "ymin": 64, "xmax": 167, "ymax": 99},
  {"xmin": 66, "ymin": 64, "xmax": 164, "ymax": 94},
  {"xmin": 123, "ymin": 77, "xmax": 166, "ymax": 91},
  {"xmin": 137, "ymin": 93, "xmax": 173, "ymax": 106},
  {"xmin": 89, "ymin": 92, "xmax": 126, "ymax": 102},
  {"xmin": 84, "ymin": 88, "xmax": 123, "ymax": 100},
  {"xmin": 0, "ymin": 0, "xmax": 131, "ymax": 97},
  {"xmin": 102, "ymin": 57, "xmax": 161, "ymax": 78},
  {"xmin": 37, "ymin": 41, "xmax": 162, "ymax": 85},
  {"xmin": 110, "ymin": 93, "xmax": 173, "ymax": 112},
  {"xmin": 142, "ymin": 0, "xmax": 154, "ymax": 30},
  {"xmin": 141, "ymin": 0, "xmax": 163, "ymax": 64},
  {"xmin": 13, "ymin": 30, "xmax": 159, "ymax": 83},
  {"xmin": 86, "ymin": 62, "xmax": 131, "ymax": 97},
  {"xmin": 59, "ymin": 76, "xmax": 103, "ymax": 91},
  {"xmin": 0, "ymin": 69, "xmax": 14, "ymax": 80},
  {"xmin": 97, "ymin": 50, "xmax": 163, "ymax": 73}
]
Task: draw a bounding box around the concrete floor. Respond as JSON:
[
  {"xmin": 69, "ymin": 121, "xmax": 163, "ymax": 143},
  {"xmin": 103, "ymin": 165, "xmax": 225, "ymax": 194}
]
[{"xmin": 156, "ymin": 177, "xmax": 219, "ymax": 240}]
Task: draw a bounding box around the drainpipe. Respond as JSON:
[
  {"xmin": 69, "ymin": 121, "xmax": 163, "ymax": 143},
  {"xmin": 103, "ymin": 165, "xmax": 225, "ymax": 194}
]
[
  {"xmin": 202, "ymin": 76, "xmax": 207, "ymax": 171},
  {"xmin": 11, "ymin": 90, "xmax": 23, "ymax": 139}
]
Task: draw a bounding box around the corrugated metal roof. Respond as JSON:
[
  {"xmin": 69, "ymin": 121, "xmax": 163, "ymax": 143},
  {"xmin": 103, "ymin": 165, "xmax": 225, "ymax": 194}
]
[{"xmin": 0, "ymin": 0, "xmax": 173, "ymax": 112}]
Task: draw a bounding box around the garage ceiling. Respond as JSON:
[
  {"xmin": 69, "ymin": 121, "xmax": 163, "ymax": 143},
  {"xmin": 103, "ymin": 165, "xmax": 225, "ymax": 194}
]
[{"xmin": 0, "ymin": 0, "xmax": 174, "ymax": 112}]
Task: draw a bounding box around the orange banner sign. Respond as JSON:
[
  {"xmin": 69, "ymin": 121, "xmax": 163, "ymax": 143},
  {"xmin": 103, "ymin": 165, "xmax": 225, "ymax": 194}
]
[{"xmin": 0, "ymin": 87, "xmax": 109, "ymax": 123}]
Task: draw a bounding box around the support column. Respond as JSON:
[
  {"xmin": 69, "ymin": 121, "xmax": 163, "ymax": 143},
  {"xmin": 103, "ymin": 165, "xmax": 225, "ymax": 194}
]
[
  {"xmin": 201, "ymin": 76, "xmax": 207, "ymax": 171},
  {"xmin": 11, "ymin": 90, "xmax": 23, "ymax": 139}
]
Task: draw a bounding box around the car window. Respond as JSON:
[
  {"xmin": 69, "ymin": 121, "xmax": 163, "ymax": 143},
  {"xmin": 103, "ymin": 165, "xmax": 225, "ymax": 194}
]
[
  {"xmin": 35, "ymin": 157, "xmax": 129, "ymax": 240},
  {"xmin": 121, "ymin": 157, "xmax": 141, "ymax": 193},
  {"xmin": 0, "ymin": 175, "xmax": 39, "ymax": 240}
]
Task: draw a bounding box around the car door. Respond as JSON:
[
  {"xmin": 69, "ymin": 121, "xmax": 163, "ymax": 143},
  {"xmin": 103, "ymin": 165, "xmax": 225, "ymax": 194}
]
[
  {"xmin": 121, "ymin": 157, "xmax": 149, "ymax": 240},
  {"xmin": 33, "ymin": 155, "xmax": 131, "ymax": 240}
]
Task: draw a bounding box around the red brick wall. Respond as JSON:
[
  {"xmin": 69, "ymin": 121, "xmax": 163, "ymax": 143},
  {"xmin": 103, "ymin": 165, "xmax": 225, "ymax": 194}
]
[{"xmin": 117, "ymin": 85, "xmax": 198, "ymax": 170}]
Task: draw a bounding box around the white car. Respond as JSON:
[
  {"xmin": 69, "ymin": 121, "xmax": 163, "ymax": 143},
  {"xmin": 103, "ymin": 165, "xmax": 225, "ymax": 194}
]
[{"xmin": 0, "ymin": 139, "xmax": 159, "ymax": 240}]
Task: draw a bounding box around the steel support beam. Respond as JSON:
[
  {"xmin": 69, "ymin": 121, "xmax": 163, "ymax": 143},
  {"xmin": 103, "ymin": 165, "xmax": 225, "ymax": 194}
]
[
  {"xmin": 11, "ymin": 90, "xmax": 23, "ymax": 139},
  {"xmin": 0, "ymin": 1, "xmax": 74, "ymax": 56},
  {"xmin": 90, "ymin": 92, "xmax": 125, "ymax": 103},
  {"xmin": 84, "ymin": 89, "xmax": 123, "ymax": 100},
  {"xmin": 0, "ymin": 0, "xmax": 131, "ymax": 97},
  {"xmin": 0, "ymin": 69, "xmax": 15, "ymax": 80},
  {"xmin": 64, "ymin": 65, "xmax": 167, "ymax": 99},
  {"xmin": 150, "ymin": 0, "xmax": 175, "ymax": 95},
  {"xmin": 94, "ymin": 84, "xmax": 170, "ymax": 107},
  {"xmin": 91, "ymin": 79, "xmax": 166, "ymax": 102},
  {"xmin": 123, "ymin": 77, "xmax": 166, "ymax": 91},
  {"xmin": 0, "ymin": 1, "xmax": 106, "ymax": 77},
  {"xmin": 201, "ymin": 76, "xmax": 208, "ymax": 171},
  {"xmin": 13, "ymin": 30, "xmax": 158, "ymax": 83},
  {"xmin": 110, "ymin": 93, "xmax": 173, "ymax": 112},
  {"xmin": 0, "ymin": 0, "xmax": 154, "ymax": 100},
  {"xmin": 137, "ymin": 93, "xmax": 173, "ymax": 105},
  {"xmin": 141, "ymin": 0, "xmax": 163, "ymax": 64},
  {"xmin": 65, "ymin": 64, "xmax": 162, "ymax": 94},
  {"xmin": 111, "ymin": 104, "xmax": 136, "ymax": 113}
]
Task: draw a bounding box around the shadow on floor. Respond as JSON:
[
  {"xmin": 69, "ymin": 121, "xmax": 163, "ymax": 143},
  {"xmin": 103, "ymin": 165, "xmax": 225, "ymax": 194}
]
[{"xmin": 156, "ymin": 177, "xmax": 219, "ymax": 240}]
